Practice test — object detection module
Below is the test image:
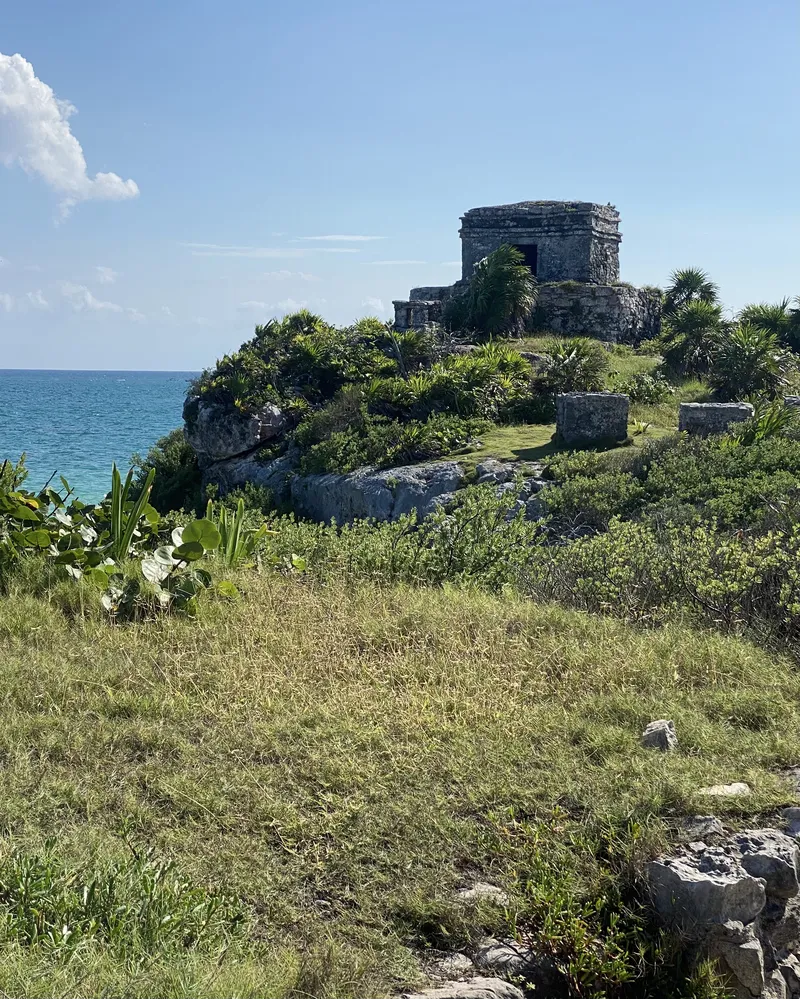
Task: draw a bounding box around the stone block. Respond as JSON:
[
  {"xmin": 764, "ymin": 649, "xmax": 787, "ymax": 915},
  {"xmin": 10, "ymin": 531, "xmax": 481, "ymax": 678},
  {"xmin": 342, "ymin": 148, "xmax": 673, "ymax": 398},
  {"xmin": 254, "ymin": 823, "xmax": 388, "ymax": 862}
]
[
  {"xmin": 679, "ymin": 403, "xmax": 754, "ymax": 436},
  {"xmin": 556, "ymin": 392, "xmax": 629, "ymax": 446},
  {"xmin": 400, "ymin": 978, "xmax": 524, "ymax": 999},
  {"xmin": 641, "ymin": 719, "xmax": 678, "ymax": 751},
  {"xmin": 734, "ymin": 830, "xmax": 800, "ymax": 899}
]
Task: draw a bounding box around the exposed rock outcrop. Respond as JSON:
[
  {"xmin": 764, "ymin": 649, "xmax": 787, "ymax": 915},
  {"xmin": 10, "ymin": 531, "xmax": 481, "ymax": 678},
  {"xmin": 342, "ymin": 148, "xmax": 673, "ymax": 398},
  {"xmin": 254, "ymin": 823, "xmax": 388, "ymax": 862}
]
[
  {"xmin": 648, "ymin": 828, "xmax": 800, "ymax": 998},
  {"xmin": 184, "ymin": 397, "xmax": 285, "ymax": 467}
]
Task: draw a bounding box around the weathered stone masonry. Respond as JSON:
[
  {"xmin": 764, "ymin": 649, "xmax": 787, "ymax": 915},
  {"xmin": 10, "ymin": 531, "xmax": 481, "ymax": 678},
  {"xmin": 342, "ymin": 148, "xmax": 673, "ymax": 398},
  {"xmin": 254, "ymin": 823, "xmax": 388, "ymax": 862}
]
[{"xmin": 393, "ymin": 200, "xmax": 661, "ymax": 344}]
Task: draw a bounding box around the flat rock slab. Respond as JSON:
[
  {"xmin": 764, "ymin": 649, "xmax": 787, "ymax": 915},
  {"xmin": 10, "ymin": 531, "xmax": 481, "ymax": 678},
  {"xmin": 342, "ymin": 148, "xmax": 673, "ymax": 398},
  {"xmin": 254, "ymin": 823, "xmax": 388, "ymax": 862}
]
[
  {"xmin": 678, "ymin": 403, "xmax": 753, "ymax": 436},
  {"xmin": 556, "ymin": 392, "xmax": 629, "ymax": 446},
  {"xmin": 699, "ymin": 782, "xmax": 751, "ymax": 797},
  {"xmin": 454, "ymin": 883, "xmax": 510, "ymax": 907},
  {"xmin": 399, "ymin": 977, "xmax": 524, "ymax": 999}
]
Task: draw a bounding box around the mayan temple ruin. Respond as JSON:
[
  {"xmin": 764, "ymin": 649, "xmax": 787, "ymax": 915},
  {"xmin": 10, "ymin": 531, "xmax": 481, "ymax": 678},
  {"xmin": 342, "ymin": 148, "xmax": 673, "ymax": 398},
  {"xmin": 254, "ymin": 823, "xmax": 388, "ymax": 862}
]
[{"xmin": 393, "ymin": 200, "xmax": 661, "ymax": 343}]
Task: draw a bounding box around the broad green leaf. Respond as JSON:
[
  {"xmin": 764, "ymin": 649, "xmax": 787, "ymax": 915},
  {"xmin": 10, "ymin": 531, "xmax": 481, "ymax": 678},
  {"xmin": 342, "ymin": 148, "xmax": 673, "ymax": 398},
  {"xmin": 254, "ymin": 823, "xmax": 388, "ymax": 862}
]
[
  {"xmin": 87, "ymin": 567, "xmax": 112, "ymax": 587},
  {"xmin": 173, "ymin": 541, "xmax": 204, "ymax": 561},
  {"xmin": 216, "ymin": 580, "xmax": 239, "ymax": 598},
  {"xmin": 182, "ymin": 518, "xmax": 221, "ymax": 551}
]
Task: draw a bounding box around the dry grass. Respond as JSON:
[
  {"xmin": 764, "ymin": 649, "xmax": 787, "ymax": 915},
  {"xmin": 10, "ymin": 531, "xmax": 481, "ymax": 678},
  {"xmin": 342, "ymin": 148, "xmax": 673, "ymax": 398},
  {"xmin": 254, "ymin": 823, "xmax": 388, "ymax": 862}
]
[{"xmin": 0, "ymin": 574, "xmax": 797, "ymax": 995}]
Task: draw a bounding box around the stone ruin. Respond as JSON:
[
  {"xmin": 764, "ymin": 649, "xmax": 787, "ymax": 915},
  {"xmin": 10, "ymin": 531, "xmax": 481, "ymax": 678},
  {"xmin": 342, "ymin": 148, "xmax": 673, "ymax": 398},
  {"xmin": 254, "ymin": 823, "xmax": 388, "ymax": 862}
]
[{"xmin": 393, "ymin": 201, "xmax": 661, "ymax": 344}]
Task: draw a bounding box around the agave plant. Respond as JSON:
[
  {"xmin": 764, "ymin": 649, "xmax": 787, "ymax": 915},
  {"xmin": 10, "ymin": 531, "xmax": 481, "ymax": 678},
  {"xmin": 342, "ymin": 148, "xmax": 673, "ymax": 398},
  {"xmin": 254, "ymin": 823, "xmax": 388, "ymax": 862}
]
[
  {"xmin": 205, "ymin": 497, "xmax": 276, "ymax": 568},
  {"xmin": 663, "ymin": 267, "xmax": 719, "ymax": 317},
  {"xmin": 541, "ymin": 337, "xmax": 609, "ymax": 393}
]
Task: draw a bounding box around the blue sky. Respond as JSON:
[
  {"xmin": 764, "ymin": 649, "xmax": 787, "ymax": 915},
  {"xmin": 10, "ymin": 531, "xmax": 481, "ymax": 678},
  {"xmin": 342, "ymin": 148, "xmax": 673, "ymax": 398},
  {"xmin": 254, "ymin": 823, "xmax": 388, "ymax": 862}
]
[{"xmin": 1, "ymin": 0, "xmax": 798, "ymax": 370}]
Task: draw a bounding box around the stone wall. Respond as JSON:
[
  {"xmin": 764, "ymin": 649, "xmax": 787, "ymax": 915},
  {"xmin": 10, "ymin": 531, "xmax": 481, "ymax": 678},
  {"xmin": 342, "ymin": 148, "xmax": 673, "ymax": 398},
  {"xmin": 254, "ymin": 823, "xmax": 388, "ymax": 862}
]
[
  {"xmin": 532, "ymin": 283, "xmax": 661, "ymax": 344},
  {"xmin": 392, "ymin": 299, "xmax": 444, "ymax": 331},
  {"xmin": 556, "ymin": 392, "xmax": 630, "ymax": 445},
  {"xmin": 459, "ymin": 201, "xmax": 621, "ymax": 284},
  {"xmin": 679, "ymin": 403, "xmax": 754, "ymax": 435}
]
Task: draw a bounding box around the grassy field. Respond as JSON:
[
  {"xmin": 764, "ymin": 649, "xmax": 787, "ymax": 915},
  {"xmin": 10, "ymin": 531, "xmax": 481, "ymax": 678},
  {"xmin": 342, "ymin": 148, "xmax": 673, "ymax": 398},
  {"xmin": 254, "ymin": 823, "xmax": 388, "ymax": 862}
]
[{"xmin": 0, "ymin": 573, "xmax": 798, "ymax": 996}]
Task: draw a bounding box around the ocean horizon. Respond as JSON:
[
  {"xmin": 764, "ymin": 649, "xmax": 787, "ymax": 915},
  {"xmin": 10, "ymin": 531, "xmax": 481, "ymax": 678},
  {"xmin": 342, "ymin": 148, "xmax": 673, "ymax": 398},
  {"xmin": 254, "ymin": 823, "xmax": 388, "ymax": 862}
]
[{"xmin": 0, "ymin": 369, "xmax": 199, "ymax": 502}]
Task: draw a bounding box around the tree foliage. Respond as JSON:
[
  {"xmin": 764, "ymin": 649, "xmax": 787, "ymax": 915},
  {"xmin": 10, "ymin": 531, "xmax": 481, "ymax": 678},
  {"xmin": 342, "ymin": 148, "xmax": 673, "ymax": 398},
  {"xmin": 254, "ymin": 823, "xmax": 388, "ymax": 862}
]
[{"xmin": 444, "ymin": 245, "xmax": 537, "ymax": 336}]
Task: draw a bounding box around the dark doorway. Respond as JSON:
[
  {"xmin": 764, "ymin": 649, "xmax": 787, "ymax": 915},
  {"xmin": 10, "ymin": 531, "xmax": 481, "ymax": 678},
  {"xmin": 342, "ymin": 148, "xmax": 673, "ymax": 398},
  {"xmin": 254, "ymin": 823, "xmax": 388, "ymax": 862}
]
[{"xmin": 514, "ymin": 244, "xmax": 538, "ymax": 276}]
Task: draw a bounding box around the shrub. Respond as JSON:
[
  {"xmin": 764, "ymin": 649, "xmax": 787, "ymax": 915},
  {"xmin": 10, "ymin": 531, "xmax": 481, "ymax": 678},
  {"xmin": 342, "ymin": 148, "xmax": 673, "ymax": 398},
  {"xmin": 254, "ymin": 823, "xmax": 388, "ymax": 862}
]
[
  {"xmin": 443, "ymin": 245, "xmax": 537, "ymax": 336},
  {"xmin": 612, "ymin": 370, "xmax": 674, "ymax": 404},
  {"xmin": 660, "ymin": 300, "xmax": 723, "ymax": 376},
  {"xmin": 737, "ymin": 299, "xmax": 799, "ymax": 351},
  {"xmin": 131, "ymin": 429, "xmax": 201, "ymax": 514},
  {"xmin": 540, "ymin": 337, "xmax": 609, "ymax": 393},
  {"xmin": 709, "ymin": 323, "xmax": 793, "ymax": 400}
]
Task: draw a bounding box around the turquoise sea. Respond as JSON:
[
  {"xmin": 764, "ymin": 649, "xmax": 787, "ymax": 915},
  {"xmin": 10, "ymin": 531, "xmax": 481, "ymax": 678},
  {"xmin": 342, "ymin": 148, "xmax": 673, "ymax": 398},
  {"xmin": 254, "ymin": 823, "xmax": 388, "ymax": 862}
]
[{"xmin": 0, "ymin": 370, "xmax": 197, "ymax": 502}]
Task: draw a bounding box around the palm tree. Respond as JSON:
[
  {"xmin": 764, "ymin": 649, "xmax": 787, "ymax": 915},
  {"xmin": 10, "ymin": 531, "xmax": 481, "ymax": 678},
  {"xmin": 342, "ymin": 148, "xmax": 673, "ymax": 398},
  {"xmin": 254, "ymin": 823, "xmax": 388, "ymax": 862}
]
[
  {"xmin": 710, "ymin": 323, "xmax": 793, "ymax": 400},
  {"xmin": 444, "ymin": 245, "xmax": 537, "ymax": 336},
  {"xmin": 737, "ymin": 299, "xmax": 799, "ymax": 351},
  {"xmin": 661, "ymin": 299, "xmax": 724, "ymax": 375},
  {"xmin": 663, "ymin": 268, "xmax": 719, "ymax": 318}
]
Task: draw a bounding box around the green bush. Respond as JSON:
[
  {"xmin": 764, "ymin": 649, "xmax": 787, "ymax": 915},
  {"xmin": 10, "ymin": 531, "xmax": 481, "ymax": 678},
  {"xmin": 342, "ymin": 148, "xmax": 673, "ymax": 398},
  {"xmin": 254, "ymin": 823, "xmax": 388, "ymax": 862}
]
[
  {"xmin": 660, "ymin": 300, "xmax": 723, "ymax": 376},
  {"xmin": 709, "ymin": 323, "xmax": 793, "ymax": 400},
  {"xmin": 443, "ymin": 245, "xmax": 537, "ymax": 336},
  {"xmin": 132, "ymin": 429, "xmax": 201, "ymax": 514},
  {"xmin": 612, "ymin": 370, "xmax": 674, "ymax": 404},
  {"xmin": 540, "ymin": 337, "xmax": 609, "ymax": 393}
]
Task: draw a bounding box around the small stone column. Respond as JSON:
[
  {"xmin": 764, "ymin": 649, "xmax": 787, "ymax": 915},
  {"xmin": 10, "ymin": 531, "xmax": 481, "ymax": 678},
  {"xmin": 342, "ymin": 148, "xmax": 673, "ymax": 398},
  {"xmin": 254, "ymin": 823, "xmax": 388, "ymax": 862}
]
[
  {"xmin": 556, "ymin": 392, "xmax": 629, "ymax": 445},
  {"xmin": 678, "ymin": 403, "xmax": 753, "ymax": 436}
]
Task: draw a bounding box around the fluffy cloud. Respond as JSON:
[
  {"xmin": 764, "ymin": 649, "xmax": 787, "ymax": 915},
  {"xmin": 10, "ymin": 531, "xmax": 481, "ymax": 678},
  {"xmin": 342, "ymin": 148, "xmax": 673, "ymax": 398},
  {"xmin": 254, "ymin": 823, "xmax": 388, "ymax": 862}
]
[
  {"xmin": 362, "ymin": 297, "xmax": 387, "ymax": 314},
  {"xmin": 238, "ymin": 300, "xmax": 268, "ymax": 311},
  {"xmin": 95, "ymin": 265, "xmax": 118, "ymax": 284},
  {"xmin": 0, "ymin": 292, "xmax": 11, "ymax": 312},
  {"xmin": 25, "ymin": 289, "xmax": 49, "ymax": 310},
  {"xmin": 0, "ymin": 52, "xmax": 139, "ymax": 215},
  {"xmin": 60, "ymin": 281, "xmax": 123, "ymax": 313}
]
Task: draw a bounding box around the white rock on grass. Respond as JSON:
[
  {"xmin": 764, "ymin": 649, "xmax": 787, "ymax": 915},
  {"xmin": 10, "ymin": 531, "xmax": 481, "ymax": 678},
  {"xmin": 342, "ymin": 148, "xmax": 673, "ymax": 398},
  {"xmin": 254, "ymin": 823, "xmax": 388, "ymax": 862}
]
[
  {"xmin": 641, "ymin": 719, "xmax": 678, "ymax": 751},
  {"xmin": 431, "ymin": 954, "xmax": 475, "ymax": 979},
  {"xmin": 400, "ymin": 977, "xmax": 524, "ymax": 999},
  {"xmin": 454, "ymin": 883, "xmax": 510, "ymax": 907},
  {"xmin": 699, "ymin": 782, "xmax": 751, "ymax": 797}
]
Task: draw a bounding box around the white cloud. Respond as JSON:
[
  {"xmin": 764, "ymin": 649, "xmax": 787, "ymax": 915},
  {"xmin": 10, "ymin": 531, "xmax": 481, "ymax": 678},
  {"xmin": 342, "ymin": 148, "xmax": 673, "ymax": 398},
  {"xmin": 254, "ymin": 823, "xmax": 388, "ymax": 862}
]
[
  {"xmin": 0, "ymin": 52, "xmax": 139, "ymax": 215},
  {"xmin": 181, "ymin": 243, "xmax": 358, "ymax": 258},
  {"xmin": 238, "ymin": 300, "xmax": 268, "ymax": 311},
  {"xmin": 271, "ymin": 298, "xmax": 306, "ymax": 313},
  {"xmin": 95, "ymin": 265, "xmax": 118, "ymax": 284},
  {"xmin": 25, "ymin": 289, "xmax": 49, "ymax": 310},
  {"xmin": 296, "ymin": 235, "xmax": 385, "ymax": 242},
  {"xmin": 0, "ymin": 257, "xmax": 7, "ymax": 268},
  {"xmin": 366, "ymin": 259, "xmax": 426, "ymax": 266},
  {"xmin": 59, "ymin": 281, "xmax": 123, "ymax": 313},
  {"xmin": 262, "ymin": 269, "xmax": 318, "ymax": 281},
  {"xmin": 127, "ymin": 307, "xmax": 146, "ymax": 322},
  {"xmin": 362, "ymin": 297, "xmax": 387, "ymax": 314},
  {"xmin": 161, "ymin": 305, "xmax": 174, "ymax": 317},
  {"xmin": 0, "ymin": 293, "xmax": 12, "ymax": 312},
  {"xmin": 441, "ymin": 260, "xmax": 461, "ymax": 267}
]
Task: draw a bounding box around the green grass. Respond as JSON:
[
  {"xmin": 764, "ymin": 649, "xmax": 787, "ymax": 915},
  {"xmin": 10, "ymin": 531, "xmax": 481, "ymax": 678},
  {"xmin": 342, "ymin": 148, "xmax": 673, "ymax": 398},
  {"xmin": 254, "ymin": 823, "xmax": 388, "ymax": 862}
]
[{"xmin": 0, "ymin": 575, "xmax": 797, "ymax": 996}]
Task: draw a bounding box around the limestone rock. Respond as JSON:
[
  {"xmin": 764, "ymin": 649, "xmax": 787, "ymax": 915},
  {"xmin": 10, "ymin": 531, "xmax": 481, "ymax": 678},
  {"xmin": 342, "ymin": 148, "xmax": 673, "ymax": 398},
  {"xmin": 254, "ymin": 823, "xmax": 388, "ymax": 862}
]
[
  {"xmin": 647, "ymin": 848, "xmax": 766, "ymax": 930},
  {"xmin": 399, "ymin": 977, "xmax": 524, "ymax": 999},
  {"xmin": 734, "ymin": 830, "xmax": 800, "ymax": 899},
  {"xmin": 202, "ymin": 450, "xmax": 295, "ymax": 500},
  {"xmin": 473, "ymin": 938, "xmax": 561, "ymax": 992},
  {"xmin": 681, "ymin": 816, "xmax": 725, "ymax": 841},
  {"xmin": 454, "ymin": 883, "xmax": 510, "ymax": 907},
  {"xmin": 289, "ymin": 462, "xmax": 464, "ymax": 524},
  {"xmin": 766, "ymin": 970, "xmax": 790, "ymax": 999},
  {"xmin": 184, "ymin": 397, "xmax": 285, "ymax": 467},
  {"xmin": 431, "ymin": 954, "xmax": 475, "ymax": 979},
  {"xmin": 783, "ymin": 808, "xmax": 800, "ymax": 839},
  {"xmin": 641, "ymin": 719, "xmax": 678, "ymax": 752},
  {"xmin": 715, "ymin": 938, "xmax": 765, "ymax": 997},
  {"xmin": 700, "ymin": 782, "xmax": 752, "ymax": 798},
  {"xmin": 779, "ymin": 954, "xmax": 800, "ymax": 995}
]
